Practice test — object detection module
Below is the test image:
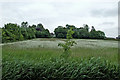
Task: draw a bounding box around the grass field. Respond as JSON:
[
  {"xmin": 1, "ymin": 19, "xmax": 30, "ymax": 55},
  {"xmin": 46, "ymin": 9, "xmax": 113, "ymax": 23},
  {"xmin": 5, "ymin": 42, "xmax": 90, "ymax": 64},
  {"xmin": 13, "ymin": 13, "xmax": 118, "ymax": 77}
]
[
  {"xmin": 2, "ymin": 38, "xmax": 118, "ymax": 64},
  {"xmin": 2, "ymin": 38, "xmax": 120, "ymax": 80}
]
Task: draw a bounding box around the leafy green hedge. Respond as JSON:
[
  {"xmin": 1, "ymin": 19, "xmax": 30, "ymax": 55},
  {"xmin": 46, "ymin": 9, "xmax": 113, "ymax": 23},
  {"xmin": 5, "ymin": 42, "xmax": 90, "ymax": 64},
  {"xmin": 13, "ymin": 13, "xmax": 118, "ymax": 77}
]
[{"xmin": 2, "ymin": 58, "xmax": 120, "ymax": 80}]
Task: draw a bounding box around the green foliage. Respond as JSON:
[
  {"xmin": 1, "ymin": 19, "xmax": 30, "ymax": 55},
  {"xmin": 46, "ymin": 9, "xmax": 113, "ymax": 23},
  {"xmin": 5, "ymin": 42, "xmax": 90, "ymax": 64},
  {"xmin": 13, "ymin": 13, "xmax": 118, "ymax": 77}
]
[
  {"xmin": 57, "ymin": 33, "xmax": 64, "ymax": 38},
  {"xmin": 2, "ymin": 28, "xmax": 16, "ymax": 42},
  {"xmin": 90, "ymin": 30, "xmax": 105, "ymax": 39},
  {"xmin": 54, "ymin": 24, "xmax": 106, "ymax": 39},
  {"xmin": 66, "ymin": 24, "xmax": 76, "ymax": 29},
  {"xmin": 54, "ymin": 26, "xmax": 67, "ymax": 38},
  {"xmin": 66, "ymin": 28, "xmax": 74, "ymax": 39},
  {"xmin": 21, "ymin": 22, "xmax": 29, "ymax": 39},
  {"xmin": 27, "ymin": 28, "xmax": 36, "ymax": 39},
  {"xmin": 21, "ymin": 22, "xmax": 28, "ymax": 28},
  {"xmin": 2, "ymin": 22, "xmax": 106, "ymax": 43},
  {"xmin": 2, "ymin": 57, "xmax": 120, "ymax": 80},
  {"xmin": 35, "ymin": 30, "xmax": 50, "ymax": 38},
  {"xmin": 35, "ymin": 24, "xmax": 51, "ymax": 38},
  {"xmin": 3, "ymin": 23, "xmax": 24, "ymax": 42},
  {"xmin": 2, "ymin": 22, "xmax": 51, "ymax": 43},
  {"xmin": 58, "ymin": 28, "xmax": 77, "ymax": 58}
]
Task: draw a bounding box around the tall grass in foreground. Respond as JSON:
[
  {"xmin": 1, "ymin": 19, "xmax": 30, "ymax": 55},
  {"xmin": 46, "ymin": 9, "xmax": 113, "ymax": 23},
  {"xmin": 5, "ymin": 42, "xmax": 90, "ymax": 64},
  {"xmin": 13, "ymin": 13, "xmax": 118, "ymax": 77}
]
[{"xmin": 2, "ymin": 57, "xmax": 120, "ymax": 80}]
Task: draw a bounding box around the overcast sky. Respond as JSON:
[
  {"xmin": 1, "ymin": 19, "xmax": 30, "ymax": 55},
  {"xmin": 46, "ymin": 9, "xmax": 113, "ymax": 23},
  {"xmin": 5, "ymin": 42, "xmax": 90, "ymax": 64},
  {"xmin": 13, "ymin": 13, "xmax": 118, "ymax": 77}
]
[{"xmin": 0, "ymin": 0, "xmax": 119, "ymax": 37}]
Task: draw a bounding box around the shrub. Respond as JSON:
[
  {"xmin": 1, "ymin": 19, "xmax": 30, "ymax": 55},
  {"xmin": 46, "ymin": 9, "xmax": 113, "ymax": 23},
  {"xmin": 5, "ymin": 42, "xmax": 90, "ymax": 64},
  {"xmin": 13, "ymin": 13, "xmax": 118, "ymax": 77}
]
[{"xmin": 58, "ymin": 28, "xmax": 77, "ymax": 58}]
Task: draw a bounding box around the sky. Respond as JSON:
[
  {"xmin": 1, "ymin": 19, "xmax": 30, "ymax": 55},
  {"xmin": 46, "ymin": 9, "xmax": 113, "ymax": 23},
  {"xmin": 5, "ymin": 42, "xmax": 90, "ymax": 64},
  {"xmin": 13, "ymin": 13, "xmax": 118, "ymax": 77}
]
[{"xmin": 0, "ymin": 0, "xmax": 119, "ymax": 38}]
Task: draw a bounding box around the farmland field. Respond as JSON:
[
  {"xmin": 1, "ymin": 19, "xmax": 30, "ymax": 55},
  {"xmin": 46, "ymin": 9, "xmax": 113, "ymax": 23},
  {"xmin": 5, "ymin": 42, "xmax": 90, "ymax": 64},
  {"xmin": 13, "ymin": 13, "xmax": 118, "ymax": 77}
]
[{"xmin": 2, "ymin": 38, "xmax": 120, "ymax": 80}]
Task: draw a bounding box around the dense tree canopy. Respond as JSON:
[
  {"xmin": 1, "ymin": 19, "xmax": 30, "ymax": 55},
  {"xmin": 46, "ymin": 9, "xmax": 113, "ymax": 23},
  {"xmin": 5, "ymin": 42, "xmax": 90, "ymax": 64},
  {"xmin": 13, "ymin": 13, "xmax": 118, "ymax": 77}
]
[
  {"xmin": 2, "ymin": 22, "xmax": 106, "ymax": 43},
  {"xmin": 2, "ymin": 22, "xmax": 51, "ymax": 43},
  {"xmin": 54, "ymin": 24, "xmax": 106, "ymax": 39}
]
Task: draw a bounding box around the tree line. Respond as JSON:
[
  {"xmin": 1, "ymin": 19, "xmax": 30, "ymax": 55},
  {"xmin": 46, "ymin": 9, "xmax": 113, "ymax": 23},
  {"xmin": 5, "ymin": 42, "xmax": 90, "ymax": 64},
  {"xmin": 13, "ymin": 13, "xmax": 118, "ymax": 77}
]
[
  {"xmin": 2, "ymin": 22, "xmax": 51, "ymax": 43},
  {"xmin": 1, "ymin": 22, "xmax": 106, "ymax": 43},
  {"xmin": 54, "ymin": 24, "xmax": 105, "ymax": 39}
]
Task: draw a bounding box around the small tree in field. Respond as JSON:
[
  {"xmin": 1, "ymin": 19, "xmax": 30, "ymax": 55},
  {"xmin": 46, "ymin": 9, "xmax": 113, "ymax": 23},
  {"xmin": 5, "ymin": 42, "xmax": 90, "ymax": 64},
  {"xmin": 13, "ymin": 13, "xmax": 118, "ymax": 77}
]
[{"xmin": 58, "ymin": 28, "xmax": 77, "ymax": 58}]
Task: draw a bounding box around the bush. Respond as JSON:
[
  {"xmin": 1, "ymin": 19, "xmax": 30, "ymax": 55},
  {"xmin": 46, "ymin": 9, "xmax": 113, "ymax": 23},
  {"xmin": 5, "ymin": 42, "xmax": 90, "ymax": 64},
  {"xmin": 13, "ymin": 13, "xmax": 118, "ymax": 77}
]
[{"xmin": 2, "ymin": 57, "xmax": 120, "ymax": 80}]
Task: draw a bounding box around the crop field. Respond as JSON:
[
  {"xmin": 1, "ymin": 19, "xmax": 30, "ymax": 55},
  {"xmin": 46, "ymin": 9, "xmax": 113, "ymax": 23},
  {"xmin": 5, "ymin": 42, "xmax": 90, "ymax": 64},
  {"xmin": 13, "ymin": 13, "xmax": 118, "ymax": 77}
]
[{"xmin": 1, "ymin": 38, "xmax": 120, "ymax": 80}]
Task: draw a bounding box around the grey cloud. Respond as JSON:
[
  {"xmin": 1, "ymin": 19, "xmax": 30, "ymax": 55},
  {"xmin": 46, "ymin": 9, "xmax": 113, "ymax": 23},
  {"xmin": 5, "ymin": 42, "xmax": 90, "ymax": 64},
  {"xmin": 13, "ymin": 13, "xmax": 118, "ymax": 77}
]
[
  {"xmin": 100, "ymin": 22, "xmax": 115, "ymax": 25},
  {"xmin": 91, "ymin": 8, "xmax": 117, "ymax": 17}
]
